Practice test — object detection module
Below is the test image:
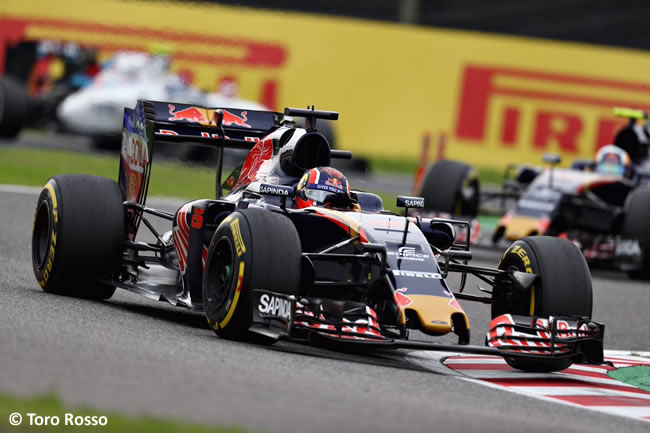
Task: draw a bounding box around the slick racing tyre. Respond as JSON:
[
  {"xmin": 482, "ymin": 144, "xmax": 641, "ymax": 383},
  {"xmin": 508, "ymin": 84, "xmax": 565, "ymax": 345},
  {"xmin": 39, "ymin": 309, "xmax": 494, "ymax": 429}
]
[
  {"xmin": 492, "ymin": 236, "xmax": 592, "ymax": 372},
  {"xmin": 203, "ymin": 208, "xmax": 301, "ymax": 341},
  {"xmin": 622, "ymin": 187, "xmax": 650, "ymax": 280},
  {"xmin": 0, "ymin": 76, "xmax": 28, "ymax": 138},
  {"xmin": 418, "ymin": 160, "xmax": 479, "ymax": 217},
  {"xmin": 32, "ymin": 175, "xmax": 125, "ymax": 300}
]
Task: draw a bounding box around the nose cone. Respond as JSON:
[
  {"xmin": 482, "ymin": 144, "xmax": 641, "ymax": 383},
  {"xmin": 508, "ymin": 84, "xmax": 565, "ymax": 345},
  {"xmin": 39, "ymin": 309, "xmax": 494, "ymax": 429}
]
[
  {"xmin": 503, "ymin": 216, "xmax": 545, "ymax": 241},
  {"xmin": 406, "ymin": 295, "xmax": 469, "ymax": 336}
]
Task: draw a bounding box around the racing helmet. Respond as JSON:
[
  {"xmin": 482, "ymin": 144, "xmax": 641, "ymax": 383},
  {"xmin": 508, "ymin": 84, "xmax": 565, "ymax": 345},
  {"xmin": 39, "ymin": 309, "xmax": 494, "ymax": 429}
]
[
  {"xmin": 595, "ymin": 145, "xmax": 631, "ymax": 177},
  {"xmin": 294, "ymin": 167, "xmax": 353, "ymax": 209}
]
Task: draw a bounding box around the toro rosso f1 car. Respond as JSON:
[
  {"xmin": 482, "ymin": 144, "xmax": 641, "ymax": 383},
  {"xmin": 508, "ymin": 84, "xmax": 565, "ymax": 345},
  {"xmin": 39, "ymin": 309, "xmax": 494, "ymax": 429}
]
[
  {"xmin": 31, "ymin": 100, "xmax": 605, "ymax": 372},
  {"xmin": 490, "ymin": 108, "xmax": 650, "ymax": 279},
  {"xmin": 416, "ymin": 108, "xmax": 650, "ymax": 279}
]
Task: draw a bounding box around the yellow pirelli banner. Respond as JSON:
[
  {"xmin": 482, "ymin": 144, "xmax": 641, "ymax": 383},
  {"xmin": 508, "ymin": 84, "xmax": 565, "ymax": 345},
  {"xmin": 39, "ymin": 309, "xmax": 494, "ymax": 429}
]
[{"xmin": 2, "ymin": 0, "xmax": 649, "ymax": 167}]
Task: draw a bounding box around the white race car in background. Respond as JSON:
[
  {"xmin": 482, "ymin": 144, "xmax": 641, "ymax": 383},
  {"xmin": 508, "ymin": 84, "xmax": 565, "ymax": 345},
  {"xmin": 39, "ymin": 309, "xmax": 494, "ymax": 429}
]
[{"xmin": 57, "ymin": 51, "xmax": 268, "ymax": 148}]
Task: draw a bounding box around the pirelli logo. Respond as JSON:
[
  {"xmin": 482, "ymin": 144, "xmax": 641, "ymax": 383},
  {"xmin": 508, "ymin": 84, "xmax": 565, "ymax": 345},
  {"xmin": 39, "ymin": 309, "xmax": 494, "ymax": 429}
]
[
  {"xmin": 230, "ymin": 219, "xmax": 247, "ymax": 257},
  {"xmin": 455, "ymin": 65, "xmax": 650, "ymax": 154}
]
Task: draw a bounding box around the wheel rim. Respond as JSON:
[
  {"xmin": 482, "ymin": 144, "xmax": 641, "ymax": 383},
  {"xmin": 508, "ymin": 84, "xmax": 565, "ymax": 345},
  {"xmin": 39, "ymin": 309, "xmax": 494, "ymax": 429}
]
[
  {"xmin": 32, "ymin": 200, "xmax": 51, "ymax": 270},
  {"xmin": 206, "ymin": 237, "xmax": 236, "ymax": 312}
]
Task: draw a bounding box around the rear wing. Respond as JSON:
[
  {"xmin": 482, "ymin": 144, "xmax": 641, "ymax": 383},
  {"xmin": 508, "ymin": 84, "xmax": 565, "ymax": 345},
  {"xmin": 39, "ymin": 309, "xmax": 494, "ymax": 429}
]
[
  {"xmin": 146, "ymin": 100, "xmax": 282, "ymax": 145},
  {"xmin": 118, "ymin": 99, "xmax": 283, "ymax": 239}
]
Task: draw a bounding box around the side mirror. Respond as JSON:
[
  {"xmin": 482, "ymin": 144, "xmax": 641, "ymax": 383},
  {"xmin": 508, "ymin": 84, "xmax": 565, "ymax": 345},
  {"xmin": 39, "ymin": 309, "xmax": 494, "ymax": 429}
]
[
  {"xmin": 396, "ymin": 196, "xmax": 424, "ymax": 209},
  {"xmin": 543, "ymin": 154, "xmax": 561, "ymax": 189},
  {"xmin": 396, "ymin": 196, "xmax": 425, "ymax": 244},
  {"xmin": 515, "ymin": 166, "xmax": 540, "ymax": 185}
]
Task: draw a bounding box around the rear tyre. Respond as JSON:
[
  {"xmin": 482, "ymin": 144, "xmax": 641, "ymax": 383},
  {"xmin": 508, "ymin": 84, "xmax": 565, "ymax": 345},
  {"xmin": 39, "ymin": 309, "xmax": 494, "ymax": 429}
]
[
  {"xmin": 622, "ymin": 187, "xmax": 650, "ymax": 280},
  {"xmin": 492, "ymin": 236, "xmax": 592, "ymax": 372},
  {"xmin": 203, "ymin": 208, "xmax": 301, "ymax": 341},
  {"xmin": 31, "ymin": 175, "xmax": 125, "ymax": 300},
  {"xmin": 418, "ymin": 160, "xmax": 479, "ymax": 217},
  {"xmin": 0, "ymin": 77, "xmax": 28, "ymax": 138}
]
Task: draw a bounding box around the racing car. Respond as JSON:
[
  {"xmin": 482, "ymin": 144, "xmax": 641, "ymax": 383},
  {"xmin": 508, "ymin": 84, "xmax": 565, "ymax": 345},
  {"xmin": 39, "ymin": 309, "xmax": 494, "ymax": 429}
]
[
  {"xmin": 31, "ymin": 100, "xmax": 605, "ymax": 372},
  {"xmin": 415, "ymin": 108, "xmax": 650, "ymax": 279},
  {"xmin": 489, "ymin": 108, "xmax": 650, "ymax": 279},
  {"xmin": 0, "ymin": 50, "xmax": 272, "ymax": 149}
]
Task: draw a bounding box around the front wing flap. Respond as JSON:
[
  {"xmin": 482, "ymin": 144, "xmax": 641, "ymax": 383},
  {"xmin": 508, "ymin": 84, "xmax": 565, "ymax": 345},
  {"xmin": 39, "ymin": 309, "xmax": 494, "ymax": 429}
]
[
  {"xmin": 486, "ymin": 314, "xmax": 604, "ymax": 364},
  {"xmin": 250, "ymin": 290, "xmax": 391, "ymax": 343}
]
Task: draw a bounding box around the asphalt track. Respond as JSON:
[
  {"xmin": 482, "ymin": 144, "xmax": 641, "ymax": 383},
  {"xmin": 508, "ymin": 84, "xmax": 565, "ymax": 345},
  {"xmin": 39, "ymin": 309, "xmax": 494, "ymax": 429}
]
[{"xmin": 1, "ymin": 184, "xmax": 649, "ymax": 433}]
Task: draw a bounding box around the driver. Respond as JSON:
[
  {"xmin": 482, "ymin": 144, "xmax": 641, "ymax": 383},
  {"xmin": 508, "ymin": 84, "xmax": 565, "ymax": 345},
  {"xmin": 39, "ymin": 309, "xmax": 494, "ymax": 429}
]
[
  {"xmin": 595, "ymin": 145, "xmax": 631, "ymax": 177},
  {"xmin": 294, "ymin": 167, "xmax": 359, "ymax": 210}
]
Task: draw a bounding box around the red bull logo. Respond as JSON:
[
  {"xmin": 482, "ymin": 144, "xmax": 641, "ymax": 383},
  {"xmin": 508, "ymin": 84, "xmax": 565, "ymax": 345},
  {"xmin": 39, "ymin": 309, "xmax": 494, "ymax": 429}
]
[
  {"xmin": 168, "ymin": 104, "xmax": 208, "ymax": 123},
  {"xmin": 219, "ymin": 110, "xmax": 252, "ymax": 129},
  {"xmin": 325, "ymin": 177, "xmax": 343, "ymax": 189}
]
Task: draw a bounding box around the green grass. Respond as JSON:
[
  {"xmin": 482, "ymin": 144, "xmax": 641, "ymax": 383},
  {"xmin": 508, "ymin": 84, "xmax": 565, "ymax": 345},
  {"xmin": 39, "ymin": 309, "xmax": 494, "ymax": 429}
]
[
  {"xmin": 0, "ymin": 147, "xmax": 217, "ymax": 199},
  {"xmin": 368, "ymin": 156, "xmax": 504, "ymax": 185},
  {"xmin": 0, "ymin": 147, "xmax": 504, "ymax": 206},
  {"xmin": 0, "ymin": 393, "xmax": 248, "ymax": 433}
]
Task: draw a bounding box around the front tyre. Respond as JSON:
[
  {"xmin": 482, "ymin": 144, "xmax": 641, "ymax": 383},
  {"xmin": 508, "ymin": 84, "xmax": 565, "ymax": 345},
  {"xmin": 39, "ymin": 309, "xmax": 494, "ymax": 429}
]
[
  {"xmin": 32, "ymin": 175, "xmax": 125, "ymax": 300},
  {"xmin": 492, "ymin": 236, "xmax": 593, "ymax": 372},
  {"xmin": 203, "ymin": 208, "xmax": 301, "ymax": 340}
]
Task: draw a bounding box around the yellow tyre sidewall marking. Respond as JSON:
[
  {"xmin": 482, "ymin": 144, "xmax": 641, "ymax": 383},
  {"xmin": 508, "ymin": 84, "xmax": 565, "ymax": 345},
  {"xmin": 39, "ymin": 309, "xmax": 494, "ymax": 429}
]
[
  {"xmin": 230, "ymin": 218, "xmax": 247, "ymax": 257},
  {"xmin": 216, "ymin": 262, "xmax": 245, "ymax": 330},
  {"xmin": 44, "ymin": 183, "xmax": 58, "ymax": 221},
  {"xmin": 38, "ymin": 182, "xmax": 59, "ymax": 287}
]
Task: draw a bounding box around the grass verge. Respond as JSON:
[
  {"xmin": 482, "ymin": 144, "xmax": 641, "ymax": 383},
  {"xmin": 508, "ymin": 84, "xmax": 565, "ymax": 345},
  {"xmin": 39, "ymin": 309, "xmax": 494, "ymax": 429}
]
[
  {"xmin": 368, "ymin": 155, "xmax": 504, "ymax": 185},
  {"xmin": 1, "ymin": 147, "xmax": 505, "ymax": 199},
  {"xmin": 0, "ymin": 147, "xmax": 218, "ymax": 200},
  {"xmin": 0, "ymin": 393, "xmax": 247, "ymax": 433}
]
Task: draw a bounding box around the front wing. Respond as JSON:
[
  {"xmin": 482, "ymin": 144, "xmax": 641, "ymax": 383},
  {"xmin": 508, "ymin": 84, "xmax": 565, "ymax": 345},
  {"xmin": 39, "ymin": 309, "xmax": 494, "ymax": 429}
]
[{"xmin": 250, "ymin": 290, "xmax": 605, "ymax": 366}]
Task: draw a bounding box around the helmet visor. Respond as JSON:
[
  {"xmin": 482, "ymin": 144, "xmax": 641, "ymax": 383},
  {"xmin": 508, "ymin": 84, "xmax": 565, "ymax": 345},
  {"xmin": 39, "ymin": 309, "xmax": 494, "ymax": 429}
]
[
  {"xmin": 597, "ymin": 162, "xmax": 624, "ymax": 176},
  {"xmin": 304, "ymin": 188, "xmax": 336, "ymax": 205}
]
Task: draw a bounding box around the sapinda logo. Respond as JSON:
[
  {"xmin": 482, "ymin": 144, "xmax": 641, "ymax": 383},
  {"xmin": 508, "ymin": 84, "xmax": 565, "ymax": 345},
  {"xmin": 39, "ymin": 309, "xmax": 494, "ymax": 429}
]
[
  {"xmin": 455, "ymin": 65, "xmax": 649, "ymax": 154},
  {"xmin": 398, "ymin": 197, "xmax": 424, "ymax": 208},
  {"xmin": 259, "ymin": 184, "xmax": 292, "ymax": 196},
  {"xmin": 258, "ymin": 294, "xmax": 291, "ymax": 320},
  {"xmin": 404, "ymin": 199, "xmax": 424, "ymax": 208}
]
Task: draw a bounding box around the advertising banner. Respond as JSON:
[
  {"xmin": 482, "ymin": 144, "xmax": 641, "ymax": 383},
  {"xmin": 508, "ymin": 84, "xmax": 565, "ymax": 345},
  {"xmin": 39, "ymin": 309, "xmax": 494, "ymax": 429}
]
[{"xmin": 2, "ymin": 0, "xmax": 649, "ymax": 167}]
